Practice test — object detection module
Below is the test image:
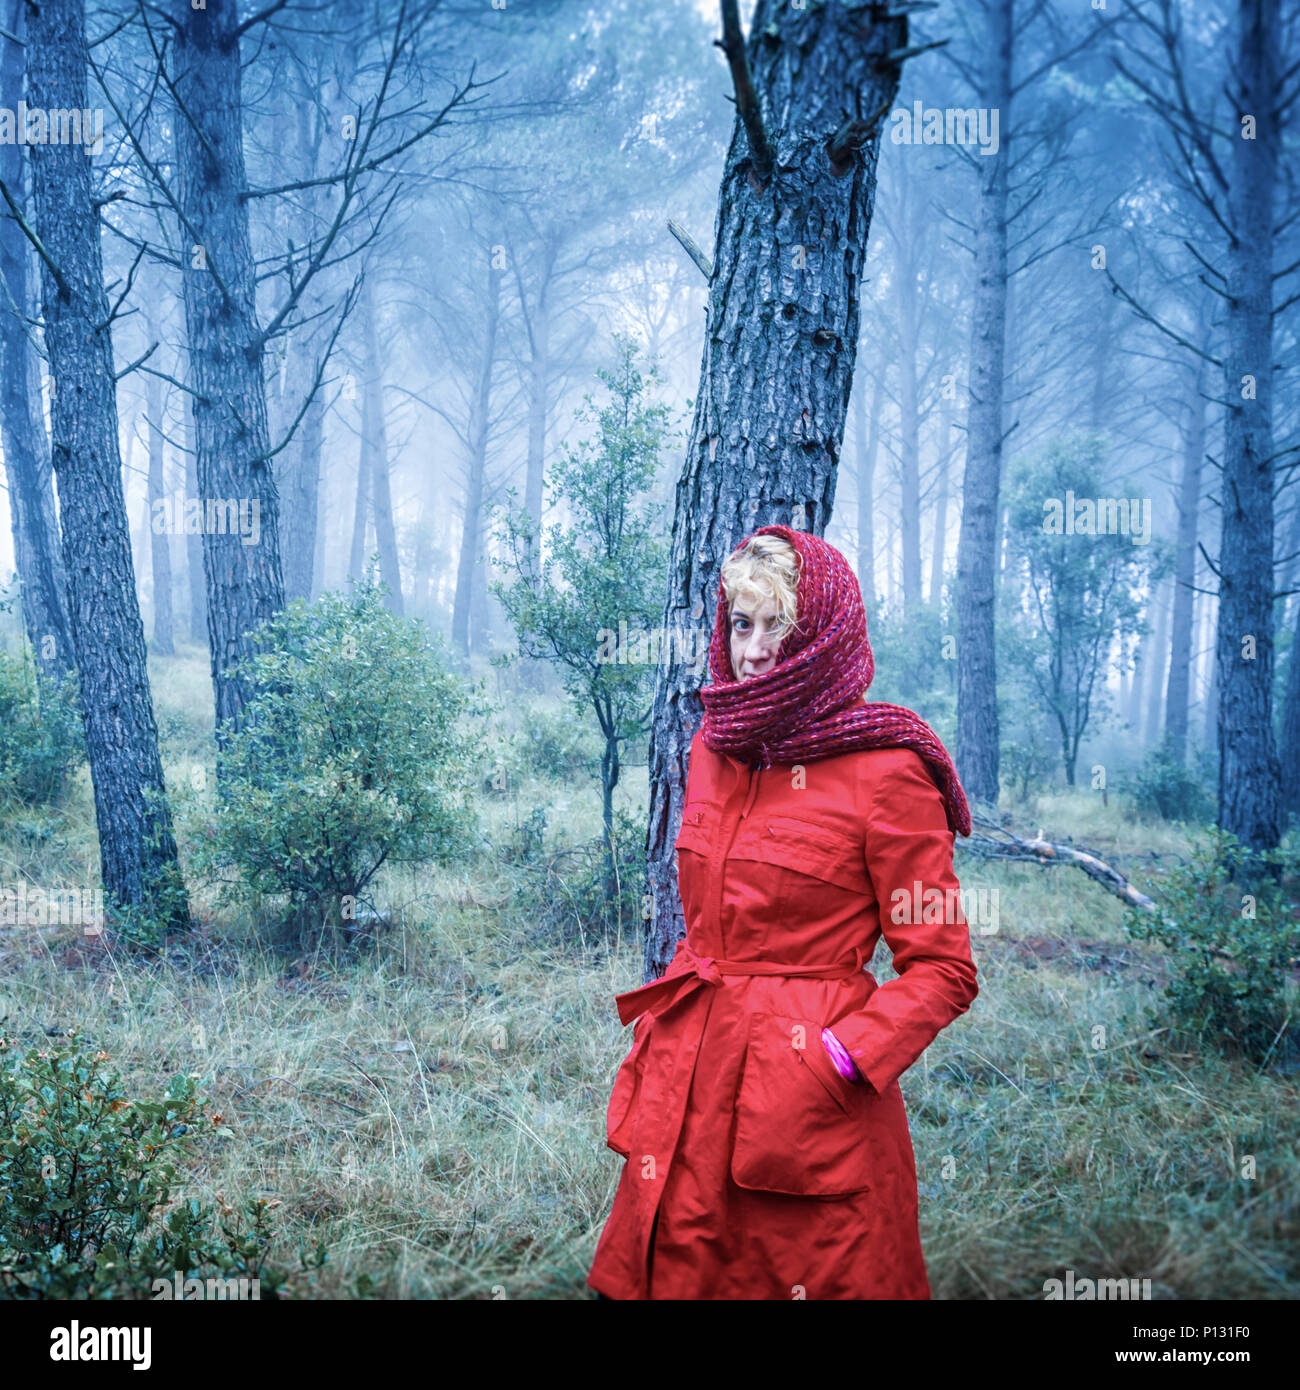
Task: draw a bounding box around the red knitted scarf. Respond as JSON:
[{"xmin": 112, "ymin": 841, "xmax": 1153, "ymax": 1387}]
[{"xmin": 698, "ymin": 524, "xmax": 972, "ymax": 837}]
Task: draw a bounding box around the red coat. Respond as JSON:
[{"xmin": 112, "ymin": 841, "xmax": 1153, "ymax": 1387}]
[{"xmin": 587, "ymin": 732, "xmax": 979, "ymax": 1299}]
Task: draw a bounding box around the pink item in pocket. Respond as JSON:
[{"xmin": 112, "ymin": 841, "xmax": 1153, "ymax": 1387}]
[{"xmin": 821, "ymin": 1027, "xmax": 860, "ymax": 1082}]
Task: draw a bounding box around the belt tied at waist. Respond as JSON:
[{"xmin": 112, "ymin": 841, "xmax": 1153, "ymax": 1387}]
[{"xmin": 615, "ymin": 940, "xmax": 868, "ymax": 1028}]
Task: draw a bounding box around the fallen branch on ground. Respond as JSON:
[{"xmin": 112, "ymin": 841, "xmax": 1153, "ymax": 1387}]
[{"xmin": 959, "ymin": 813, "xmax": 1157, "ymax": 913}]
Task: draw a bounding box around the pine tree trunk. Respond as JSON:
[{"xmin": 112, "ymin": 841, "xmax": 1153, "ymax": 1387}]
[
  {"xmin": 855, "ymin": 368, "xmax": 882, "ymax": 612},
  {"xmin": 896, "ymin": 267, "xmax": 922, "ymax": 612},
  {"xmin": 0, "ymin": 0, "xmax": 72, "ymax": 681},
  {"xmin": 1166, "ymin": 360, "xmax": 1206, "ymax": 762},
  {"xmin": 1088, "ymin": 289, "xmax": 1116, "ymax": 433},
  {"xmin": 954, "ymin": 0, "xmax": 1012, "ymax": 809},
  {"xmin": 643, "ymin": 0, "xmax": 905, "ymax": 980},
  {"xmin": 282, "ymin": 386, "xmax": 323, "ymax": 602},
  {"xmin": 349, "ymin": 396, "xmax": 372, "ymax": 581},
  {"xmin": 929, "ymin": 396, "xmax": 952, "ymax": 606},
  {"xmin": 181, "ymin": 395, "xmax": 206, "ymax": 644},
  {"xmin": 1216, "ymin": 0, "xmax": 1281, "ymax": 852},
  {"xmin": 1203, "ymin": 586, "xmax": 1219, "ymax": 754},
  {"xmin": 524, "ymin": 254, "xmax": 552, "ymax": 573},
  {"xmin": 1279, "ymin": 589, "xmax": 1300, "ymax": 813},
  {"xmin": 311, "ymin": 463, "xmax": 327, "ymax": 600},
  {"xmin": 412, "ymin": 480, "xmax": 435, "ymax": 622},
  {"xmin": 362, "ymin": 277, "xmax": 403, "ymax": 613},
  {"xmin": 277, "ymin": 93, "xmax": 324, "ymax": 605},
  {"xmin": 170, "ymin": 0, "xmax": 284, "ymax": 735},
  {"xmin": 145, "ymin": 372, "xmax": 175, "ymax": 655},
  {"xmin": 470, "ymin": 530, "xmax": 492, "ymax": 653},
  {"xmin": 26, "ymin": 0, "xmax": 189, "ymax": 930},
  {"xmin": 1143, "ymin": 576, "xmax": 1171, "ymax": 747},
  {"xmin": 452, "ymin": 257, "xmax": 501, "ymax": 655}
]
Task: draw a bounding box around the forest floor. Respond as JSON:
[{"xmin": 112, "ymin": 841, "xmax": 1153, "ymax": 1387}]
[{"xmin": 0, "ymin": 644, "xmax": 1297, "ymax": 1299}]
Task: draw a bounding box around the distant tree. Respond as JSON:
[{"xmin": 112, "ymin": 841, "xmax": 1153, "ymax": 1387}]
[
  {"xmin": 948, "ymin": 0, "xmax": 1123, "ymax": 809},
  {"xmin": 1110, "ymin": 0, "xmax": 1295, "ymax": 854},
  {"xmin": 0, "ymin": 0, "xmax": 72, "ymax": 682},
  {"xmin": 492, "ymin": 339, "xmax": 672, "ymax": 898},
  {"xmin": 1003, "ymin": 434, "xmax": 1167, "ymax": 786}
]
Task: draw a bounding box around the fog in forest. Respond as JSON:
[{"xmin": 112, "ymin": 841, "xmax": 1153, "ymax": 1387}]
[{"xmin": 0, "ymin": 0, "xmax": 1298, "ymax": 1308}]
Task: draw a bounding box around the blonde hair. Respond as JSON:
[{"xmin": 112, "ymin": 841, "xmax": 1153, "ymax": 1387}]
[{"xmin": 720, "ymin": 533, "xmax": 801, "ymax": 637}]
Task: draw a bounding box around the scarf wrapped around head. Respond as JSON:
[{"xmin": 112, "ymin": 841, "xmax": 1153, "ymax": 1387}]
[{"xmin": 698, "ymin": 524, "xmax": 972, "ymax": 837}]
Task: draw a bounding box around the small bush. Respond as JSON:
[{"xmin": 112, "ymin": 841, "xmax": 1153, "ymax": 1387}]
[
  {"xmin": 186, "ymin": 581, "xmax": 481, "ymax": 948},
  {"xmin": 513, "ymin": 705, "xmax": 601, "ymax": 782},
  {"xmin": 1128, "ymin": 738, "xmax": 1214, "ymax": 824},
  {"xmin": 1126, "ymin": 828, "xmax": 1300, "ymax": 1065},
  {"xmin": 0, "ymin": 651, "xmax": 85, "ymax": 810},
  {"xmin": 0, "ymin": 1037, "xmax": 323, "ymax": 1298},
  {"xmin": 520, "ymin": 805, "xmax": 646, "ymax": 943}
]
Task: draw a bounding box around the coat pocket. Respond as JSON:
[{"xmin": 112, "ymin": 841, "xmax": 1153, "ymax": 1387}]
[
  {"xmin": 730, "ymin": 1010, "xmax": 873, "ymax": 1198},
  {"xmin": 606, "ymin": 1013, "xmax": 656, "ymax": 1157},
  {"xmin": 727, "ymin": 816, "xmax": 873, "ymax": 898}
]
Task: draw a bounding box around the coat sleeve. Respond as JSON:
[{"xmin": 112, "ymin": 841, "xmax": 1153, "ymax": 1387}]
[{"xmin": 826, "ymin": 749, "xmax": 979, "ymax": 1096}]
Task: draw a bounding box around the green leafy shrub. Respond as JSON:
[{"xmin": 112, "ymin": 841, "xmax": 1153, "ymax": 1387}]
[
  {"xmin": 0, "ymin": 1038, "xmax": 322, "ymax": 1298},
  {"xmin": 1126, "ymin": 829, "xmax": 1300, "ymax": 1064},
  {"xmin": 494, "ymin": 706, "xmax": 602, "ymax": 787},
  {"xmin": 1127, "ymin": 738, "xmax": 1215, "ymax": 824},
  {"xmin": 185, "ymin": 581, "xmax": 481, "ymax": 947},
  {"xmin": 0, "ymin": 651, "xmax": 84, "ymax": 810},
  {"xmin": 866, "ymin": 600, "xmax": 956, "ymax": 725}
]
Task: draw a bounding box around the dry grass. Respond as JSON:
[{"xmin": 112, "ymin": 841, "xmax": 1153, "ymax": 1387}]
[{"xmin": 0, "ymin": 647, "xmax": 1296, "ymax": 1299}]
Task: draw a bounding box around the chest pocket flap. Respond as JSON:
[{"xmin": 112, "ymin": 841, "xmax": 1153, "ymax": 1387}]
[
  {"xmin": 727, "ymin": 816, "xmax": 872, "ymax": 896},
  {"xmin": 674, "ymin": 802, "xmax": 713, "ymax": 856}
]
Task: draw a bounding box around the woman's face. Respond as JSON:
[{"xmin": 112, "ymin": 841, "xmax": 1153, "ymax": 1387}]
[{"xmin": 728, "ymin": 593, "xmax": 783, "ymax": 681}]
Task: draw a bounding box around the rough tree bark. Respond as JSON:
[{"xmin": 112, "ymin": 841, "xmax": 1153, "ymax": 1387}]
[
  {"xmin": 25, "ymin": 0, "xmax": 189, "ymax": 929},
  {"xmin": 1215, "ymin": 0, "xmax": 1281, "ymax": 853},
  {"xmin": 0, "ymin": 1, "xmax": 73, "ymax": 681},
  {"xmin": 171, "ymin": 0, "xmax": 285, "ymax": 734},
  {"xmin": 642, "ymin": 0, "xmax": 906, "ymax": 980},
  {"xmin": 954, "ymin": 0, "xmax": 1012, "ymax": 810}
]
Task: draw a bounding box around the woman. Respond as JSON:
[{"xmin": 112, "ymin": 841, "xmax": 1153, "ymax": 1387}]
[{"xmin": 586, "ymin": 524, "xmax": 979, "ymax": 1300}]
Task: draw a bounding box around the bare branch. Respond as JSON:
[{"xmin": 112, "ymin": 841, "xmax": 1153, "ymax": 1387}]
[
  {"xmin": 259, "ymin": 277, "xmax": 360, "ymax": 463},
  {"xmin": 666, "ymin": 218, "xmax": 712, "ymax": 280},
  {"xmin": 0, "ymin": 177, "xmax": 70, "ymax": 297},
  {"xmin": 885, "ymin": 39, "xmax": 948, "ymax": 66},
  {"xmin": 1105, "ymin": 268, "xmax": 1222, "ymax": 366},
  {"xmin": 232, "ymin": 0, "xmax": 291, "ymax": 41},
  {"xmin": 137, "ymin": 362, "xmax": 210, "ymax": 405},
  {"xmin": 114, "ymin": 339, "xmax": 158, "ymax": 382},
  {"xmin": 717, "ymin": 0, "xmax": 774, "ymax": 187},
  {"xmin": 1197, "ymin": 539, "xmax": 1223, "ymax": 580},
  {"xmin": 96, "ymin": 241, "xmax": 146, "ymax": 331}
]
